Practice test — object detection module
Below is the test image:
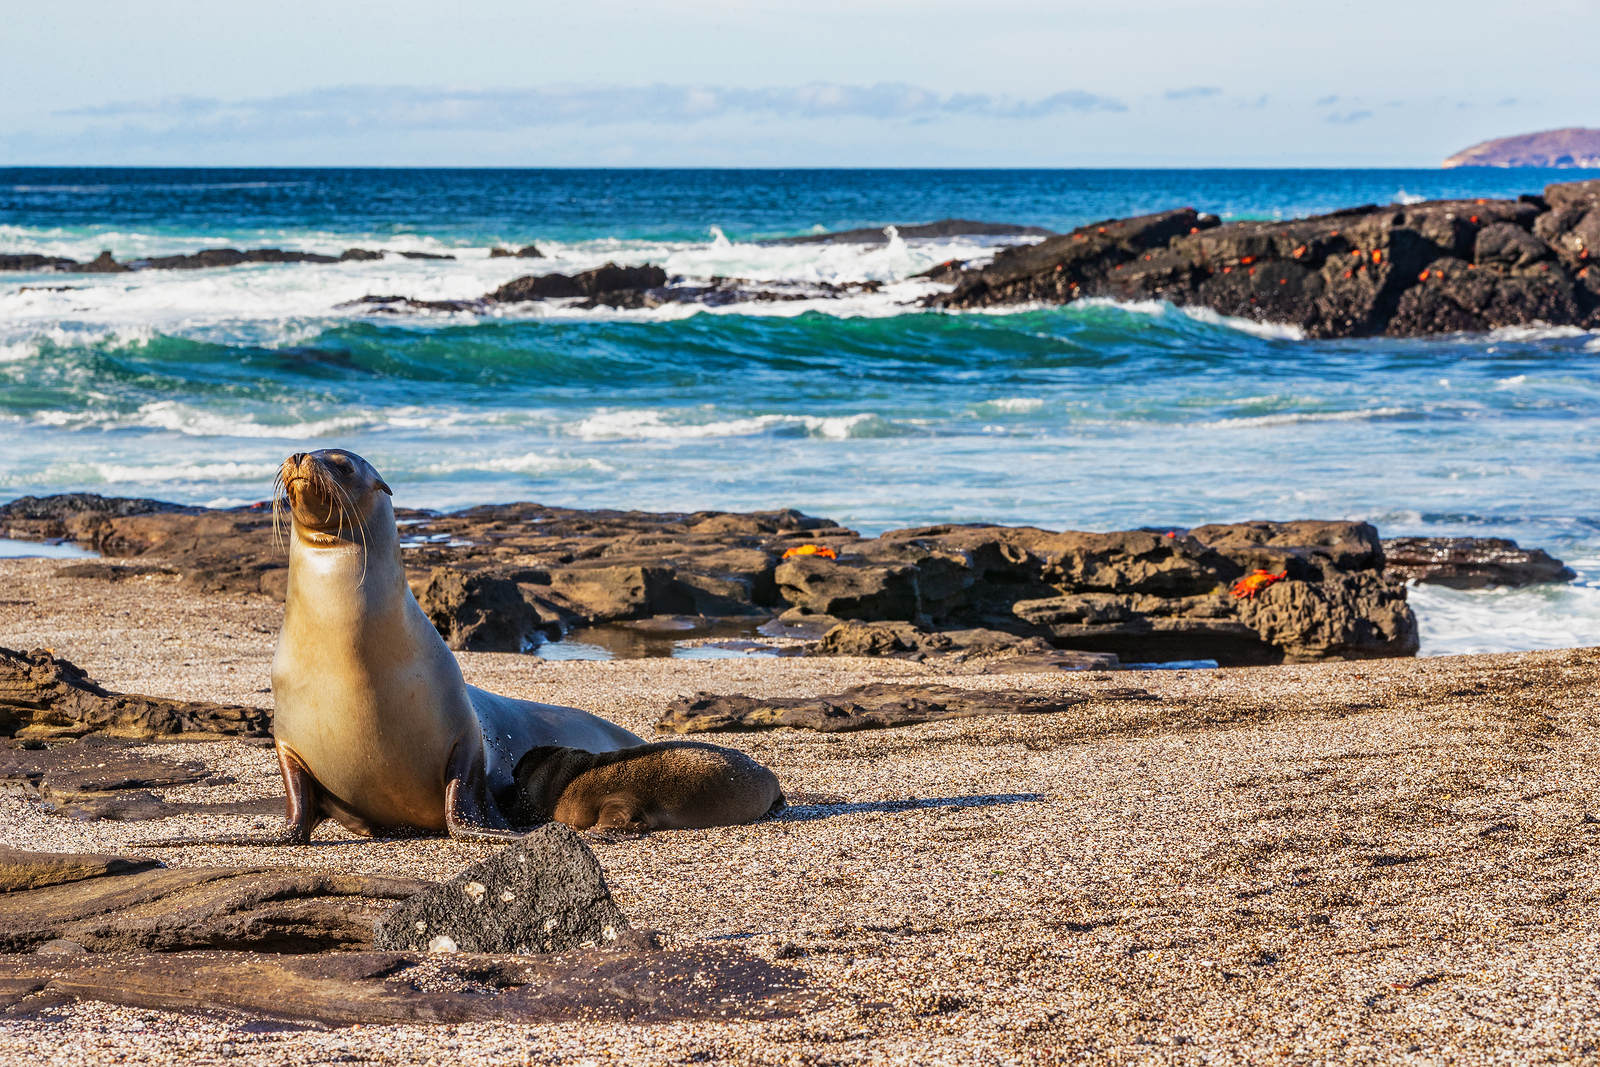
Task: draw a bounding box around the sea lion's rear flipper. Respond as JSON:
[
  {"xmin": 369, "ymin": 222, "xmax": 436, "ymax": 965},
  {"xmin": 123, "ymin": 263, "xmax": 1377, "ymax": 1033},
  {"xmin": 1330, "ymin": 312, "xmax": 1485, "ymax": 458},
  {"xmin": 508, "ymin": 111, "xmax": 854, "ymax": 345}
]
[
  {"xmin": 444, "ymin": 739, "xmax": 524, "ymax": 842},
  {"xmin": 134, "ymin": 742, "xmax": 326, "ymax": 848}
]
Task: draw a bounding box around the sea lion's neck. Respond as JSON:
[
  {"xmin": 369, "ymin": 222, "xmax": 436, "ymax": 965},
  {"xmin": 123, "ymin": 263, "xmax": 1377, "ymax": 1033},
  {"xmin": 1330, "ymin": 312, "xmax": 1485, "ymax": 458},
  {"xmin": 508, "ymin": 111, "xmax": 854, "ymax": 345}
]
[
  {"xmin": 512, "ymin": 747, "xmax": 602, "ymax": 822},
  {"xmin": 284, "ymin": 502, "xmax": 407, "ymax": 623}
]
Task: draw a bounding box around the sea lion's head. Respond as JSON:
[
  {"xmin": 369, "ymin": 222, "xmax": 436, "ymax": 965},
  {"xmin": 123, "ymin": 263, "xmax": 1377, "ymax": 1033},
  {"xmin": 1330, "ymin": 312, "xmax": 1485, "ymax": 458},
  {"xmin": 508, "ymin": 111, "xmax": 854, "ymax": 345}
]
[{"xmin": 275, "ymin": 448, "xmax": 393, "ymax": 545}]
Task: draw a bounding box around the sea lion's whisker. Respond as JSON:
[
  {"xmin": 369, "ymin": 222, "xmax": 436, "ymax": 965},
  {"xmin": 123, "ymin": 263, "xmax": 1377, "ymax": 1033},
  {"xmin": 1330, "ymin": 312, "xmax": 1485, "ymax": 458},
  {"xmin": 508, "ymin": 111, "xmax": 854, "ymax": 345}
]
[{"xmin": 328, "ymin": 476, "xmax": 370, "ymax": 585}]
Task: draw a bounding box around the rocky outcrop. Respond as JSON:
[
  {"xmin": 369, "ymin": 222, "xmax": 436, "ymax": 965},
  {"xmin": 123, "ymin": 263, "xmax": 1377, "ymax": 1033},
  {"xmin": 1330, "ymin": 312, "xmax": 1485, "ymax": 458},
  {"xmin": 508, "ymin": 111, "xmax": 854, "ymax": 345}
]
[
  {"xmin": 1382, "ymin": 537, "xmax": 1576, "ymax": 588},
  {"xmin": 928, "ymin": 181, "xmax": 1600, "ymax": 336},
  {"xmin": 774, "ymin": 519, "xmax": 1416, "ymax": 665},
  {"xmin": 6, "ymin": 494, "xmax": 1425, "ymax": 664},
  {"xmin": 373, "ymin": 825, "xmax": 630, "ymax": 955},
  {"xmin": 1443, "ymin": 128, "xmax": 1600, "ymax": 169},
  {"xmin": 1, "ymin": 495, "xmax": 287, "ymax": 600},
  {"xmin": 0, "ymin": 647, "xmax": 270, "ymax": 739},
  {"xmin": 0, "ymin": 943, "xmax": 816, "ymax": 1024},
  {"xmin": 0, "ymin": 733, "xmax": 281, "ymax": 818},
  {"xmin": 657, "ymin": 682, "xmax": 1100, "ymax": 734},
  {"xmin": 489, "ymin": 244, "xmax": 544, "ymax": 258},
  {"xmin": 0, "ymin": 848, "xmax": 426, "ymax": 954},
  {"xmin": 490, "ymin": 262, "xmax": 667, "ymax": 303},
  {"xmin": 771, "ymin": 219, "xmax": 1054, "ymax": 245}
]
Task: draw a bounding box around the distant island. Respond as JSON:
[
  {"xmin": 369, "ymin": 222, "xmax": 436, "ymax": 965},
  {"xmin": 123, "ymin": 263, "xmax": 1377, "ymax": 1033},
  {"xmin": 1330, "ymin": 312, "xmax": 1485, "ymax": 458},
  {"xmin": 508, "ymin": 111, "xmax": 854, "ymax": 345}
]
[{"xmin": 1443, "ymin": 127, "xmax": 1600, "ymax": 169}]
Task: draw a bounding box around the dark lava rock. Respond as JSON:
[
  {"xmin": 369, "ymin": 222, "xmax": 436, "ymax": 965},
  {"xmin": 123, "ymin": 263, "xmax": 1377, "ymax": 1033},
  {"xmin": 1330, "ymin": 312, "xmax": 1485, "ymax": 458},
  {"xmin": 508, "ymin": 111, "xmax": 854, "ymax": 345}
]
[
  {"xmin": 7, "ymin": 492, "xmax": 1424, "ymax": 665},
  {"xmin": 490, "ymin": 245, "xmax": 545, "ymax": 259},
  {"xmin": 0, "ymin": 647, "xmax": 271, "ymax": 739},
  {"xmin": 0, "ymin": 254, "xmax": 81, "ymax": 272},
  {"xmin": 773, "ymin": 219, "xmax": 1054, "ymax": 245},
  {"xmin": 657, "ymin": 682, "xmax": 1093, "ymax": 734},
  {"xmin": 1382, "ymin": 537, "xmax": 1576, "ymax": 588},
  {"xmin": 0, "ymin": 733, "xmax": 281, "ymax": 820},
  {"xmin": 128, "ymin": 248, "xmax": 341, "ymax": 270},
  {"xmin": 415, "ymin": 566, "xmax": 558, "ymax": 652},
  {"xmin": 73, "ymin": 251, "xmax": 129, "ymax": 274},
  {"xmin": 490, "ymin": 262, "xmax": 669, "ymax": 304},
  {"xmin": 0, "ymin": 844, "xmax": 158, "ymax": 893},
  {"xmin": 373, "ymin": 823, "xmax": 630, "ymax": 955},
  {"xmin": 53, "ymin": 562, "xmax": 177, "ymax": 582},
  {"xmin": 398, "ymin": 250, "xmax": 457, "ymax": 260},
  {"xmin": 0, "ymin": 943, "xmax": 818, "ymax": 1024},
  {"xmin": 0, "ymin": 493, "xmax": 196, "ymax": 523},
  {"xmin": 335, "ymin": 294, "xmax": 488, "ymax": 314},
  {"xmin": 339, "ymin": 248, "xmax": 385, "ymax": 261},
  {"xmin": 927, "ymin": 181, "xmax": 1600, "ymax": 336},
  {"xmin": 0, "ymin": 846, "xmax": 427, "ymax": 954}
]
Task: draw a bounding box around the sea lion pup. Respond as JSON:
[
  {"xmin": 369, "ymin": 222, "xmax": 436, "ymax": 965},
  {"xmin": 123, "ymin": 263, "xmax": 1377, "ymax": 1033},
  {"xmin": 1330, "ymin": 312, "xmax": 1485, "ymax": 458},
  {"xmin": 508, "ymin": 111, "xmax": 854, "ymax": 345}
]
[
  {"xmin": 151, "ymin": 448, "xmax": 644, "ymax": 846},
  {"xmin": 510, "ymin": 741, "xmax": 786, "ymax": 831}
]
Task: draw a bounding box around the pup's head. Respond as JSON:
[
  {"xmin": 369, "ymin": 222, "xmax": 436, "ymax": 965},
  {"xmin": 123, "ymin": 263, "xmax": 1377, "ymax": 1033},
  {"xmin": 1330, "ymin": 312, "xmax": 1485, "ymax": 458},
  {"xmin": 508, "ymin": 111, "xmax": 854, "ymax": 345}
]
[{"xmin": 274, "ymin": 448, "xmax": 392, "ymax": 544}]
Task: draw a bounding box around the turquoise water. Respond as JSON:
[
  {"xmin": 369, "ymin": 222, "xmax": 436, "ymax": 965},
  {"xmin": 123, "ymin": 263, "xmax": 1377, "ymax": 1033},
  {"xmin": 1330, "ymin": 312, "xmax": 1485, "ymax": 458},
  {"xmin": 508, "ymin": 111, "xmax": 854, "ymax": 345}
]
[{"xmin": 3, "ymin": 167, "xmax": 1598, "ymax": 654}]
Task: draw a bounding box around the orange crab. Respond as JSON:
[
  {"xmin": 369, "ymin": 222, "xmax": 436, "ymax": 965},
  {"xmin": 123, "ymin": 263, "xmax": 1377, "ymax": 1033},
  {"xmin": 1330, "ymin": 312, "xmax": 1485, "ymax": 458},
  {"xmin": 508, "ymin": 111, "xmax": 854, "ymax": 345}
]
[
  {"xmin": 1232, "ymin": 569, "xmax": 1287, "ymax": 599},
  {"xmin": 782, "ymin": 544, "xmax": 837, "ymax": 560}
]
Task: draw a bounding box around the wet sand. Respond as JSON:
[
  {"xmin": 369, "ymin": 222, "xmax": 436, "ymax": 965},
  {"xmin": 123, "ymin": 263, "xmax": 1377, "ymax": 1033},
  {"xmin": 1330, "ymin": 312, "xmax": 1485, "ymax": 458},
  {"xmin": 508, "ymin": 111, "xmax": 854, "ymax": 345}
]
[{"xmin": 1, "ymin": 556, "xmax": 1597, "ymax": 1065}]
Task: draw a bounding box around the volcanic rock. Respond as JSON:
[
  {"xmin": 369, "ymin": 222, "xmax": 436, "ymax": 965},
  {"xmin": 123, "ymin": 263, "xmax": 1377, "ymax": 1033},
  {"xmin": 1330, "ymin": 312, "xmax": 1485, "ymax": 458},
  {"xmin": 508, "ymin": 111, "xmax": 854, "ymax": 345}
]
[
  {"xmin": 128, "ymin": 249, "xmax": 342, "ymax": 270},
  {"xmin": 927, "ymin": 181, "xmax": 1600, "ymax": 335},
  {"xmin": 0, "ymin": 254, "xmax": 80, "ymax": 272},
  {"xmin": 1382, "ymin": 537, "xmax": 1576, "ymax": 588},
  {"xmin": 415, "ymin": 566, "xmax": 556, "ymax": 652},
  {"xmin": 373, "ymin": 824, "xmax": 630, "ymax": 955},
  {"xmin": 490, "ymin": 263, "xmax": 668, "ymax": 304},
  {"xmin": 0, "ymin": 845, "xmax": 426, "ymax": 954},
  {"xmin": 74, "ymin": 251, "xmax": 129, "ymax": 274},
  {"xmin": 0, "ymin": 647, "xmax": 270, "ymax": 739},
  {"xmin": 0, "ymin": 943, "xmax": 816, "ymax": 1024},
  {"xmin": 657, "ymin": 682, "xmax": 1095, "ymax": 734},
  {"xmin": 2, "ymin": 494, "xmax": 1431, "ymax": 664},
  {"xmin": 0, "ymin": 845, "xmax": 158, "ymax": 894},
  {"xmin": 489, "ymin": 244, "xmax": 544, "ymax": 258}
]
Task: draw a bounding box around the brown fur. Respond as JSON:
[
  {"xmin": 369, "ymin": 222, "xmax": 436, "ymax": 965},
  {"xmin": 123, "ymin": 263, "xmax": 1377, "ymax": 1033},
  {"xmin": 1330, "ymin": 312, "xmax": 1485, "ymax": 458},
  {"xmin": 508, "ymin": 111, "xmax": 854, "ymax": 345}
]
[{"xmin": 510, "ymin": 741, "xmax": 785, "ymax": 832}]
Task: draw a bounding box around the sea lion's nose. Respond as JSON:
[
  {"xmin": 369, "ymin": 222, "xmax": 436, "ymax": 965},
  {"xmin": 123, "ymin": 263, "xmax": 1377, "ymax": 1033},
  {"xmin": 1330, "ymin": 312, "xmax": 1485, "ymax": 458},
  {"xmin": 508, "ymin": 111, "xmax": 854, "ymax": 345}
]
[{"xmin": 290, "ymin": 452, "xmax": 306, "ymax": 467}]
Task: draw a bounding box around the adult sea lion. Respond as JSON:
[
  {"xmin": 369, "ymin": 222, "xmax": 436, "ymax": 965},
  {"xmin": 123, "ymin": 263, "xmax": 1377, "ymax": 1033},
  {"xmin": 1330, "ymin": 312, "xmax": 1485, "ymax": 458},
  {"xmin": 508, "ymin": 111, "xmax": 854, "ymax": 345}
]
[
  {"xmin": 250, "ymin": 448, "xmax": 644, "ymax": 843},
  {"xmin": 510, "ymin": 741, "xmax": 785, "ymax": 831}
]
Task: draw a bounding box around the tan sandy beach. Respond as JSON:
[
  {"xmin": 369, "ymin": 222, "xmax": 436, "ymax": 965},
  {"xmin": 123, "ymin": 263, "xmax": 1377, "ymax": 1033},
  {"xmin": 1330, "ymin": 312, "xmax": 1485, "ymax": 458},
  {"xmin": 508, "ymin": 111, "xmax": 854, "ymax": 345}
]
[{"xmin": 1, "ymin": 556, "xmax": 1598, "ymax": 1065}]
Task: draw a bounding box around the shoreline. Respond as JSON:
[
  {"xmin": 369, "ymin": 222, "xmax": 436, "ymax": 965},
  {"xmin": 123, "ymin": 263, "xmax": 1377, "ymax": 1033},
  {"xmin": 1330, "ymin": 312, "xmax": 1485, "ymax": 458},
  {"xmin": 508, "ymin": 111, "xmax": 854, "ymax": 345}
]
[{"xmin": 2, "ymin": 557, "xmax": 1599, "ymax": 1062}]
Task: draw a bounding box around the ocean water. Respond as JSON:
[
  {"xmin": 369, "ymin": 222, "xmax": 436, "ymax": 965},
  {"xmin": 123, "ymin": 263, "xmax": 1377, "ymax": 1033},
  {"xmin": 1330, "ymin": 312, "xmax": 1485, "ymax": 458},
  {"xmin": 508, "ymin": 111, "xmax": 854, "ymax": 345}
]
[{"xmin": 3, "ymin": 167, "xmax": 1599, "ymax": 656}]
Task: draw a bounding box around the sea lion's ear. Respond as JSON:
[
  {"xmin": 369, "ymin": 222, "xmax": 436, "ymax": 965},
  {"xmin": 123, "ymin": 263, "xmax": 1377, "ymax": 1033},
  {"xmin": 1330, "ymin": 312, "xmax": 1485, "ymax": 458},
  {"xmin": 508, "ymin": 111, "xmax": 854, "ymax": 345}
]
[{"xmin": 374, "ymin": 479, "xmax": 393, "ymax": 496}]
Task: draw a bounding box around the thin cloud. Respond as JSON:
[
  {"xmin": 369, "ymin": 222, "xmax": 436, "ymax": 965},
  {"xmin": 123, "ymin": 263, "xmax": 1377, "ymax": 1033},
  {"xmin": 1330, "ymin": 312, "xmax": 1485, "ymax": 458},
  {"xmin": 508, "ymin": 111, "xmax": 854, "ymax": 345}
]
[
  {"xmin": 55, "ymin": 82, "xmax": 1127, "ymax": 141},
  {"xmin": 1164, "ymin": 86, "xmax": 1221, "ymax": 100},
  {"xmin": 1326, "ymin": 110, "xmax": 1373, "ymax": 124}
]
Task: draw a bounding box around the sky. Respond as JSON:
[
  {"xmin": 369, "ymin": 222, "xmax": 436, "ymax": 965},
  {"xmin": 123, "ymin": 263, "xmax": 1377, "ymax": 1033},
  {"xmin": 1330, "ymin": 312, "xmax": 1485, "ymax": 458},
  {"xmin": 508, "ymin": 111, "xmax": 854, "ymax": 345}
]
[{"xmin": 3, "ymin": 0, "xmax": 1597, "ymax": 168}]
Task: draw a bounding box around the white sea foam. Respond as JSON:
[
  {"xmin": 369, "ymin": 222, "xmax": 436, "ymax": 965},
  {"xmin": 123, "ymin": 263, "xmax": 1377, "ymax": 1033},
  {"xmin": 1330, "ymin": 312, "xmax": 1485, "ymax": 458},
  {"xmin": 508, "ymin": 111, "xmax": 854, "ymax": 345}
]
[
  {"xmin": 88, "ymin": 460, "xmax": 285, "ymax": 484},
  {"xmin": 0, "ymin": 226, "xmax": 1056, "ymax": 340},
  {"xmin": 1181, "ymin": 305, "xmax": 1308, "ymax": 340},
  {"xmin": 567, "ymin": 409, "xmax": 892, "ymax": 441},
  {"xmin": 421, "ymin": 451, "xmax": 616, "ymax": 475},
  {"xmin": 1199, "ymin": 406, "xmax": 1410, "ymax": 429},
  {"xmin": 1410, "ymin": 581, "xmax": 1600, "ymax": 656},
  {"xmin": 1485, "ymin": 323, "xmax": 1593, "ymax": 343},
  {"xmin": 983, "ymin": 397, "xmax": 1046, "ymax": 413}
]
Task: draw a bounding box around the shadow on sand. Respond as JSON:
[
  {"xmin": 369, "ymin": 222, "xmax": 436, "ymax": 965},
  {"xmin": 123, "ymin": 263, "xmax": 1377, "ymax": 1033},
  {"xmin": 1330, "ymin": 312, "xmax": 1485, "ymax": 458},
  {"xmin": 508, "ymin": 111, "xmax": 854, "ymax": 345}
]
[{"xmin": 771, "ymin": 792, "xmax": 1044, "ymax": 823}]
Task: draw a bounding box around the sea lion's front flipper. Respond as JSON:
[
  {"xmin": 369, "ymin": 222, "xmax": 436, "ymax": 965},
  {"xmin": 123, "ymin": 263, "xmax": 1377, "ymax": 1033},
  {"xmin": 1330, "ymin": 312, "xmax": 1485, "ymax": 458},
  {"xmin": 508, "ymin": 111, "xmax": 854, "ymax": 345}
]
[
  {"xmin": 134, "ymin": 742, "xmax": 327, "ymax": 848},
  {"xmin": 443, "ymin": 740, "xmax": 523, "ymax": 842}
]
